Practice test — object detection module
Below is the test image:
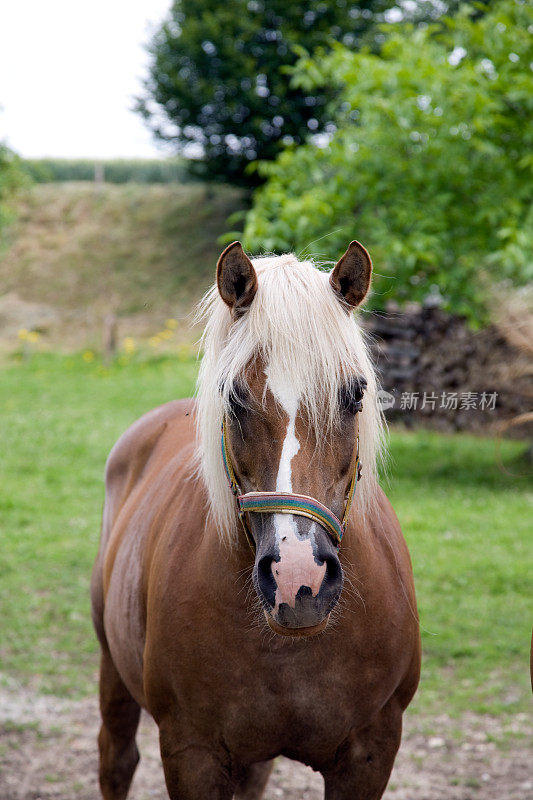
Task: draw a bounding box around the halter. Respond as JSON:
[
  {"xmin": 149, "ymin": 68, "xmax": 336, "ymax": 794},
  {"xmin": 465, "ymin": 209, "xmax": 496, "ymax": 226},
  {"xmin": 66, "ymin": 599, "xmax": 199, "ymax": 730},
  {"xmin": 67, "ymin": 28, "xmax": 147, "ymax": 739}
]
[{"xmin": 221, "ymin": 415, "xmax": 362, "ymax": 551}]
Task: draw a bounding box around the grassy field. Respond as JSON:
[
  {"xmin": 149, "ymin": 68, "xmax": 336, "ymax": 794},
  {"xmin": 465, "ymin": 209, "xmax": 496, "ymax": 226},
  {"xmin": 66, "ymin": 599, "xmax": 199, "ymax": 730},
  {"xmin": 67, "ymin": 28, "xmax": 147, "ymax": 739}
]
[{"xmin": 1, "ymin": 352, "xmax": 531, "ymax": 720}]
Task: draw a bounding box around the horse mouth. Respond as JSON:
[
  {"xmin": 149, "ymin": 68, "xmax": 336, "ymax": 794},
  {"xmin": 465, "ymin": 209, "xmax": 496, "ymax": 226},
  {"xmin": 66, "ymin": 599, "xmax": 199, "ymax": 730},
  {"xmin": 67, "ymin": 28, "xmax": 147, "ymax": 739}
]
[{"xmin": 264, "ymin": 612, "xmax": 329, "ymax": 637}]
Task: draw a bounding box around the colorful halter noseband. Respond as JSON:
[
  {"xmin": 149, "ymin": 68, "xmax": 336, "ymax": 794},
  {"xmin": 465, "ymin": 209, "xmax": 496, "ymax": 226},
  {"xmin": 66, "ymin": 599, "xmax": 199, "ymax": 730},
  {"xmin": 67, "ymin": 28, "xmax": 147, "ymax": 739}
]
[{"xmin": 221, "ymin": 415, "xmax": 362, "ymax": 550}]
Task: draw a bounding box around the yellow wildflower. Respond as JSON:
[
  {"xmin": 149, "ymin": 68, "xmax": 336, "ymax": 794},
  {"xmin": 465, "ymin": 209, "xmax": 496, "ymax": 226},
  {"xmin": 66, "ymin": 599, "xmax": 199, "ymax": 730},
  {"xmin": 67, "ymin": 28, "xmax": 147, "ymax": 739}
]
[{"xmin": 122, "ymin": 337, "xmax": 136, "ymax": 354}]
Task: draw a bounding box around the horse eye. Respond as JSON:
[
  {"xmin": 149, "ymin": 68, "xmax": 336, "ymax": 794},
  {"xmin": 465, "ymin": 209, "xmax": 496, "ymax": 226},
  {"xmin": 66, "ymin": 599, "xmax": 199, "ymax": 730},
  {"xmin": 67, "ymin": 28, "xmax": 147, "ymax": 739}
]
[
  {"xmin": 228, "ymin": 380, "xmax": 250, "ymax": 417},
  {"xmin": 339, "ymin": 377, "xmax": 366, "ymax": 414}
]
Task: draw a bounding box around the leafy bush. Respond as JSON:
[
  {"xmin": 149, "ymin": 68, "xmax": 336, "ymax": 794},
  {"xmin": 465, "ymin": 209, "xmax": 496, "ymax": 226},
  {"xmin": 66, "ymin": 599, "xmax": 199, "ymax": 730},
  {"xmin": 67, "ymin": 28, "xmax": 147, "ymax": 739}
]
[{"xmin": 244, "ymin": 1, "xmax": 533, "ymax": 322}]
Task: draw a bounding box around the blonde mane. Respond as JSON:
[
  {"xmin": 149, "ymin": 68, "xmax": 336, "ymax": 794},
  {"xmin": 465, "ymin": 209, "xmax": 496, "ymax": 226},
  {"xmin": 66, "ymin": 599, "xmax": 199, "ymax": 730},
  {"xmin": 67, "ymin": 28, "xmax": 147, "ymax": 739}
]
[{"xmin": 195, "ymin": 253, "xmax": 385, "ymax": 542}]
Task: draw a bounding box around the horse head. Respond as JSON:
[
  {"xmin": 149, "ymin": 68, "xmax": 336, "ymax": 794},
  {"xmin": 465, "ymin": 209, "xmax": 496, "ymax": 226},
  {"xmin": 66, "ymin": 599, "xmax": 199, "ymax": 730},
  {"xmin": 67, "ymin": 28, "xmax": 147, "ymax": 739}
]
[{"xmin": 197, "ymin": 240, "xmax": 380, "ymax": 636}]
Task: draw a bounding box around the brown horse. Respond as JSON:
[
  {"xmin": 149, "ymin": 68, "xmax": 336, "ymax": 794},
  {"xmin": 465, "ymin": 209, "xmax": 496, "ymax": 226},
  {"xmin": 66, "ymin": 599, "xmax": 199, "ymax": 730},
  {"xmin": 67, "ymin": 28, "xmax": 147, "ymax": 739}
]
[{"xmin": 91, "ymin": 240, "xmax": 421, "ymax": 800}]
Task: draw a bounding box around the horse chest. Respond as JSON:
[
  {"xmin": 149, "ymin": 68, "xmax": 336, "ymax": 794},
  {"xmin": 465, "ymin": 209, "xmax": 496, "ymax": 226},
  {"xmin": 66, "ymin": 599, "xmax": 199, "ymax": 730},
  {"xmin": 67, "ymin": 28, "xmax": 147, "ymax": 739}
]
[
  {"xmin": 156, "ymin": 624, "xmax": 382, "ymax": 764},
  {"xmin": 249, "ymin": 659, "xmax": 374, "ymax": 763}
]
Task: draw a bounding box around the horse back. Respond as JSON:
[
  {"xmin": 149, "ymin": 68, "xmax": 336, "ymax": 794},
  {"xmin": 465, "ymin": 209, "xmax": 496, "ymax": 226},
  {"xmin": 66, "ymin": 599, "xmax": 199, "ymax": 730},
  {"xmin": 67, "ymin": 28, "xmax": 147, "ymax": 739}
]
[{"xmin": 103, "ymin": 398, "xmax": 195, "ymax": 542}]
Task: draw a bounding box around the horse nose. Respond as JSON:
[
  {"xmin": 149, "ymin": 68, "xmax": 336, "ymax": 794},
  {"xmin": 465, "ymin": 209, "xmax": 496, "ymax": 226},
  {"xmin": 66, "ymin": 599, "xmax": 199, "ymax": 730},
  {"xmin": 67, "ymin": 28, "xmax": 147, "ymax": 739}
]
[{"xmin": 254, "ymin": 532, "xmax": 343, "ymax": 633}]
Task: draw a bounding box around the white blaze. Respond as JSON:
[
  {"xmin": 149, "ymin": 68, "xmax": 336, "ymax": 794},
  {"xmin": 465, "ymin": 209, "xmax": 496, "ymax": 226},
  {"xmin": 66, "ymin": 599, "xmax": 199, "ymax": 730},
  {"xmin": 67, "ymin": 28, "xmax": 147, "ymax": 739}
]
[
  {"xmin": 265, "ymin": 368, "xmax": 326, "ymax": 611},
  {"xmin": 275, "ymin": 390, "xmax": 300, "ymax": 493},
  {"xmin": 265, "ymin": 366, "xmax": 300, "ymax": 501}
]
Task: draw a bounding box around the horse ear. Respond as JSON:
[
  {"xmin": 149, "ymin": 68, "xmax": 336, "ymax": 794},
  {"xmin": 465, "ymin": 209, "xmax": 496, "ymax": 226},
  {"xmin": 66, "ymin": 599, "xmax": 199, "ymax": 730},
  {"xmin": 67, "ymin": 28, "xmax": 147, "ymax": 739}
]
[
  {"xmin": 330, "ymin": 240, "xmax": 372, "ymax": 309},
  {"xmin": 217, "ymin": 241, "xmax": 258, "ymax": 312}
]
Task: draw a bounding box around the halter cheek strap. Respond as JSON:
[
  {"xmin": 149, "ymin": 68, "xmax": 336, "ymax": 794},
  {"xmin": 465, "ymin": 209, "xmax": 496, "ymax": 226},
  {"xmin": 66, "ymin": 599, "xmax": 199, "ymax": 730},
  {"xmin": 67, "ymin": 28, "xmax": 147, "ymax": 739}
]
[{"xmin": 221, "ymin": 416, "xmax": 362, "ymax": 550}]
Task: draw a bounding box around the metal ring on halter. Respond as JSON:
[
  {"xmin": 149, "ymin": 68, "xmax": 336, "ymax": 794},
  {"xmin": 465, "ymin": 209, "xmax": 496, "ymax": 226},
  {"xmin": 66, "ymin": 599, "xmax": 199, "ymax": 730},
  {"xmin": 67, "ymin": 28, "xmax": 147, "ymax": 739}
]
[{"xmin": 221, "ymin": 416, "xmax": 361, "ymax": 551}]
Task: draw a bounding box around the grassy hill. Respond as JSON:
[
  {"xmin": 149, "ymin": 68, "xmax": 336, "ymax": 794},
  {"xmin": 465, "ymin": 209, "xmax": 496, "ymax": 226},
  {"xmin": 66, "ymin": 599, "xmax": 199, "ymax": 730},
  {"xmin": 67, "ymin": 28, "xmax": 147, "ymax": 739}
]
[{"xmin": 0, "ymin": 182, "xmax": 244, "ymax": 347}]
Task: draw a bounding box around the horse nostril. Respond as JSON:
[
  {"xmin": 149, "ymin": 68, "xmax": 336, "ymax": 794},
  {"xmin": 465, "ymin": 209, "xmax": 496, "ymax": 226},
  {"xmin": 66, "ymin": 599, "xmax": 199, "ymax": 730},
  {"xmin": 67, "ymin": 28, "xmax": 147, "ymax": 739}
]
[
  {"xmin": 324, "ymin": 556, "xmax": 342, "ymax": 586},
  {"xmin": 256, "ymin": 555, "xmax": 277, "ymax": 608},
  {"xmin": 257, "ymin": 554, "xmax": 272, "ymax": 580}
]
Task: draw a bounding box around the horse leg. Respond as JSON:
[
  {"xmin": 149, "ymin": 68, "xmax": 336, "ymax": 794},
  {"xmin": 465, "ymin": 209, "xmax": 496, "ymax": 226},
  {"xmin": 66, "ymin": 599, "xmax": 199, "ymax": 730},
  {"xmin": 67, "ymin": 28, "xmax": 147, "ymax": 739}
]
[
  {"xmin": 322, "ymin": 701, "xmax": 403, "ymax": 800},
  {"xmin": 97, "ymin": 649, "xmax": 141, "ymax": 800},
  {"xmin": 234, "ymin": 760, "xmax": 274, "ymax": 799},
  {"xmin": 158, "ymin": 720, "xmax": 234, "ymax": 800}
]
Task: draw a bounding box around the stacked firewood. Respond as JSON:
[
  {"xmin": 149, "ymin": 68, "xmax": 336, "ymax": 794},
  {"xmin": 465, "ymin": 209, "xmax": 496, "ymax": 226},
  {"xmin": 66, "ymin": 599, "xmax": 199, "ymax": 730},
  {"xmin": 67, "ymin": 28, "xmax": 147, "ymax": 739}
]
[{"xmin": 363, "ymin": 301, "xmax": 532, "ymax": 434}]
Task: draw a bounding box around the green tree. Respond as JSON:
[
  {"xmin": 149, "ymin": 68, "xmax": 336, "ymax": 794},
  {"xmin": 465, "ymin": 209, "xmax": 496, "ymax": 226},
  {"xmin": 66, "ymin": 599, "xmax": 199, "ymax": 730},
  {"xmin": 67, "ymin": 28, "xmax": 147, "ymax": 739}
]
[
  {"xmin": 137, "ymin": 0, "xmax": 400, "ymax": 186},
  {"xmin": 244, "ymin": 1, "xmax": 533, "ymax": 322}
]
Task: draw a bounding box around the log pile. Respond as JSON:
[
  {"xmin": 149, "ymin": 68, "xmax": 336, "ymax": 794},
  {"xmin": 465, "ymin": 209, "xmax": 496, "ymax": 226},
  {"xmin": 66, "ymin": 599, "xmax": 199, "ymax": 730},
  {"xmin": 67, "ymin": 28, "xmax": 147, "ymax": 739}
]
[{"xmin": 363, "ymin": 303, "xmax": 532, "ymax": 434}]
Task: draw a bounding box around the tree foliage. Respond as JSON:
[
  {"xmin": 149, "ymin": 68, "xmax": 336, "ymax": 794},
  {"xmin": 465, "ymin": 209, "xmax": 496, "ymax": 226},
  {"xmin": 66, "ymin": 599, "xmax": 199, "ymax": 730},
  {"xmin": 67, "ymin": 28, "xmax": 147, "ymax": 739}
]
[
  {"xmin": 137, "ymin": 0, "xmax": 400, "ymax": 185},
  {"xmin": 244, "ymin": 1, "xmax": 533, "ymax": 322}
]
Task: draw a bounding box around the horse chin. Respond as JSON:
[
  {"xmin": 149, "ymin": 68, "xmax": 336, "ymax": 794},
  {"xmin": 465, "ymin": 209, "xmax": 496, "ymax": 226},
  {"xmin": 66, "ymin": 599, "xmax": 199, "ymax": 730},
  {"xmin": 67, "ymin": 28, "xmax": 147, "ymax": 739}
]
[{"xmin": 264, "ymin": 612, "xmax": 330, "ymax": 638}]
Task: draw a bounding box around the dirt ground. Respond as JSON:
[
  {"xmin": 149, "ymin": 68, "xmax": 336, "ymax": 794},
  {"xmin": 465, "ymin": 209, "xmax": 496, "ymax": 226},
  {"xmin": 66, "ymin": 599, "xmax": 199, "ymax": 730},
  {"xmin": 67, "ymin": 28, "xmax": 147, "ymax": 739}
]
[{"xmin": 0, "ymin": 680, "xmax": 531, "ymax": 800}]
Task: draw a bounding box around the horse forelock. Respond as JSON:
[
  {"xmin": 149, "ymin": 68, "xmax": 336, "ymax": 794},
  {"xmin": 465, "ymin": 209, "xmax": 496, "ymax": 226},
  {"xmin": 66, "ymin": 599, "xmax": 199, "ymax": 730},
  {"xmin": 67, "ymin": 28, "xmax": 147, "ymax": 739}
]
[{"xmin": 194, "ymin": 254, "xmax": 386, "ymax": 543}]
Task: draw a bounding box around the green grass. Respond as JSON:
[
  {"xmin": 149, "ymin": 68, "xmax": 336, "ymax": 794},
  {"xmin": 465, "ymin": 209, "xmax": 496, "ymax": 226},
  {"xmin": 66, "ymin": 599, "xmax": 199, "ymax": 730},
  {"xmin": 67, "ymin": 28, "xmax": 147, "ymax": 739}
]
[
  {"xmin": 1, "ymin": 353, "xmax": 531, "ymax": 718},
  {"xmin": 386, "ymin": 432, "xmax": 532, "ymax": 715}
]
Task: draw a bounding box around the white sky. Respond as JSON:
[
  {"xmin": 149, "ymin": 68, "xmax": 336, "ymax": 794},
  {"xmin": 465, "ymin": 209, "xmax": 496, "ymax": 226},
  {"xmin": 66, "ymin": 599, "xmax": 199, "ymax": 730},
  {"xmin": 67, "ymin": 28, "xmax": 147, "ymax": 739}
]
[{"xmin": 0, "ymin": 0, "xmax": 172, "ymax": 158}]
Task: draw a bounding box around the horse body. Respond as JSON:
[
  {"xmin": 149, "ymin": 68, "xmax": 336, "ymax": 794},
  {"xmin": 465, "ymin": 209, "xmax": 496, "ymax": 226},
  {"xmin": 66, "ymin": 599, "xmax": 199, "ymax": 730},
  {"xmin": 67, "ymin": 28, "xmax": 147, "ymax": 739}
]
[{"xmin": 91, "ymin": 242, "xmax": 421, "ymax": 799}]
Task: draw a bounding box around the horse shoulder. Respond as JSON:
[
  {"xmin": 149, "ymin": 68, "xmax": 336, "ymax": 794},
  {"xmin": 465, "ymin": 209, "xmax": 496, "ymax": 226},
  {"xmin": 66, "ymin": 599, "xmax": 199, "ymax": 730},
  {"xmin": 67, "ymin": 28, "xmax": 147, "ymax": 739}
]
[
  {"xmin": 371, "ymin": 487, "xmax": 414, "ymax": 571},
  {"xmin": 91, "ymin": 399, "xmax": 195, "ymax": 637},
  {"xmin": 342, "ymin": 488, "xmax": 420, "ymax": 708},
  {"xmin": 370, "ymin": 487, "xmax": 421, "ymax": 704}
]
